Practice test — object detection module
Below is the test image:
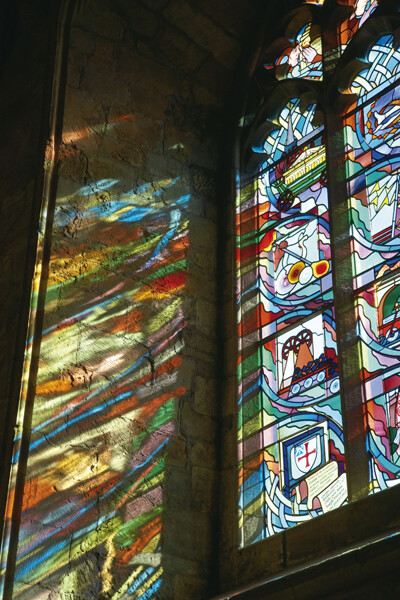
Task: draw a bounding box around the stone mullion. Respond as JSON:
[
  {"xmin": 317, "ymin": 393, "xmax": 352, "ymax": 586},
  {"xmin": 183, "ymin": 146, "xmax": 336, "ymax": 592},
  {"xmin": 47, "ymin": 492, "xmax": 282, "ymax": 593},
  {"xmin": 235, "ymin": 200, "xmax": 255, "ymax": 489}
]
[{"xmin": 322, "ymin": 27, "xmax": 370, "ymax": 501}]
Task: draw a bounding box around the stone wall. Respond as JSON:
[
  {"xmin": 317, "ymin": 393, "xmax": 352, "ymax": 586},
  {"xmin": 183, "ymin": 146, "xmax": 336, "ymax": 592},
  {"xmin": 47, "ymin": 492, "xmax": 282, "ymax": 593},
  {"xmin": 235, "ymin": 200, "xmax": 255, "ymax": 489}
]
[
  {"xmin": 0, "ymin": 0, "xmax": 62, "ymax": 570},
  {"xmin": 0, "ymin": 1, "xmax": 262, "ymax": 599}
]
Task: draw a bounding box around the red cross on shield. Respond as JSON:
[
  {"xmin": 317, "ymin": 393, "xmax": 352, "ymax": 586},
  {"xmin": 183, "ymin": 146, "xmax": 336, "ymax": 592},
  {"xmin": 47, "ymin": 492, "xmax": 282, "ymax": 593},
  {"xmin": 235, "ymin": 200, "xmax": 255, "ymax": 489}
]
[{"xmin": 294, "ymin": 436, "xmax": 317, "ymax": 475}]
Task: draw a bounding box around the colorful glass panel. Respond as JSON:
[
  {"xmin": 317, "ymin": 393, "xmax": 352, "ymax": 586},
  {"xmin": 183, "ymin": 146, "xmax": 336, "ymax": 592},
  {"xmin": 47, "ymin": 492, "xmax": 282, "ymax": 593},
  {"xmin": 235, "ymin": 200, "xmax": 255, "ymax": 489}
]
[
  {"xmin": 339, "ymin": 0, "xmax": 378, "ymax": 52},
  {"xmin": 344, "ymin": 35, "xmax": 400, "ymax": 491},
  {"xmin": 349, "ymin": 36, "xmax": 400, "ymax": 97},
  {"xmin": 274, "ymin": 23, "xmax": 323, "ymax": 81},
  {"xmin": 238, "ymin": 98, "xmax": 347, "ymax": 546}
]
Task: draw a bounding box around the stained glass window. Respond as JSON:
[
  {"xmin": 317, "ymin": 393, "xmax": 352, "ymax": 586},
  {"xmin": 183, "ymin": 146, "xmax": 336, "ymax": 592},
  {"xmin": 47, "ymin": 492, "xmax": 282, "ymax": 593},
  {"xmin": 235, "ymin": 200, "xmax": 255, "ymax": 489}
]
[
  {"xmin": 238, "ymin": 0, "xmax": 400, "ymax": 547},
  {"xmin": 274, "ymin": 23, "xmax": 323, "ymax": 81},
  {"xmin": 339, "ymin": 0, "xmax": 378, "ymax": 51},
  {"xmin": 343, "ymin": 34, "xmax": 400, "ymax": 492}
]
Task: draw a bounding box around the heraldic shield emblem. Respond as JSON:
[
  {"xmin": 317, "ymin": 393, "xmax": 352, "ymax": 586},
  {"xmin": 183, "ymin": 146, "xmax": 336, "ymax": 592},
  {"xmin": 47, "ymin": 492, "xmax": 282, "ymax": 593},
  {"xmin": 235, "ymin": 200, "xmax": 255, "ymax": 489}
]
[
  {"xmin": 294, "ymin": 436, "xmax": 318, "ymax": 475},
  {"xmin": 280, "ymin": 424, "xmax": 328, "ymax": 498}
]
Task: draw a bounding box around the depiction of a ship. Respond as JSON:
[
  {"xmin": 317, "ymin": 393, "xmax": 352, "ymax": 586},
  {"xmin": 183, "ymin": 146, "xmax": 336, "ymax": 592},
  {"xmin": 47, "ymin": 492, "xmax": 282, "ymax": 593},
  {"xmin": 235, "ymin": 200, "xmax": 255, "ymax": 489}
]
[{"xmin": 368, "ymin": 175, "xmax": 399, "ymax": 244}]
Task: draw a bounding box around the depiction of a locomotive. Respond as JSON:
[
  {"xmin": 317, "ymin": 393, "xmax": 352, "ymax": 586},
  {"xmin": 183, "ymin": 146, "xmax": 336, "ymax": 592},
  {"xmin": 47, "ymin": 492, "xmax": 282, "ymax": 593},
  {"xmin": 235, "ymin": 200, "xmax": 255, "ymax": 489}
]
[
  {"xmin": 280, "ymin": 329, "xmax": 338, "ymax": 397},
  {"xmin": 276, "ymin": 146, "xmax": 326, "ymax": 212}
]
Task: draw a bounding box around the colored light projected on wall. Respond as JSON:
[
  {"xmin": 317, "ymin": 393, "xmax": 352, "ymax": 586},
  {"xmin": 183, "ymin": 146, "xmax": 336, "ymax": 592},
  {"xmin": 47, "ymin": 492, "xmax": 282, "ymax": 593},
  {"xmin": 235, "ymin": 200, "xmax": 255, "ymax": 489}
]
[
  {"xmin": 344, "ymin": 35, "xmax": 400, "ymax": 492},
  {"xmin": 1, "ymin": 160, "xmax": 188, "ymax": 599},
  {"xmin": 237, "ymin": 94, "xmax": 346, "ymax": 546}
]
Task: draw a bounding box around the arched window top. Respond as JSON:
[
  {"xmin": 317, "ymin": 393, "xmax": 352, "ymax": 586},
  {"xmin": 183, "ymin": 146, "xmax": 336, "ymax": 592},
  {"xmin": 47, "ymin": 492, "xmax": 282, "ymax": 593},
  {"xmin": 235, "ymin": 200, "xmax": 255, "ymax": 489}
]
[{"xmin": 350, "ymin": 34, "xmax": 400, "ymax": 96}]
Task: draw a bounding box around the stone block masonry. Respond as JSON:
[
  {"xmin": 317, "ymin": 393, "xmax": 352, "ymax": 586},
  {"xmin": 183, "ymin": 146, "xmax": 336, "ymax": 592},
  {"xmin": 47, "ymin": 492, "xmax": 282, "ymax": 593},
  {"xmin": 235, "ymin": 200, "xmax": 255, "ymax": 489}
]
[{"xmin": 0, "ymin": 1, "xmax": 262, "ymax": 599}]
